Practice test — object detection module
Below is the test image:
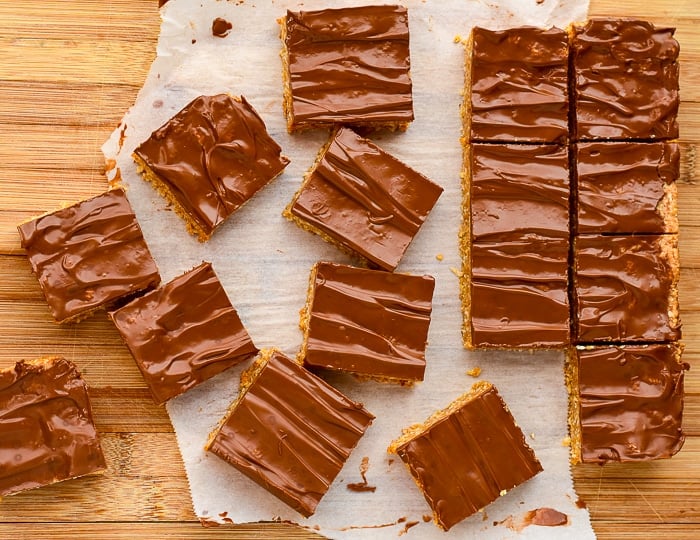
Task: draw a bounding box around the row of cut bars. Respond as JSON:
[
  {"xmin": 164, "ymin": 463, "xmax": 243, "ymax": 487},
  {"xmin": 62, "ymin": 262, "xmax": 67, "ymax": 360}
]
[{"xmin": 461, "ymin": 20, "xmax": 686, "ymax": 464}]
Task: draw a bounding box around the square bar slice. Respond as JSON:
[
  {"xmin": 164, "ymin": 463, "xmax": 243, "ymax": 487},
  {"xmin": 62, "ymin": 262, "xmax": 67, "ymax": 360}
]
[
  {"xmin": 0, "ymin": 357, "xmax": 106, "ymax": 496},
  {"xmin": 299, "ymin": 261, "xmax": 435, "ymax": 383},
  {"xmin": 280, "ymin": 5, "xmax": 413, "ymax": 132},
  {"xmin": 134, "ymin": 94, "xmax": 290, "ymax": 241},
  {"xmin": 572, "ymin": 19, "xmax": 679, "ymax": 141},
  {"xmin": 18, "ymin": 188, "xmax": 161, "ymax": 324},
  {"xmin": 567, "ymin": 344, "xmax": 687, "ymax": 464},
  {"xmin": 388, "ymin": 382, "xmax": 542, "ymax": 531},
  {"xmin": 206, "ymin": 349, "xmax": 374, "ymax": 517},
  {"xmin": 574, "ymin": 234, "xmax": 681, "ymax": 343},
  {"xmin": 468, "ymin": 143, "xmax": 570, "ymax": 242},
  {"xmin": 466, "ymin": 234, "xmax": 570, "ymax": 349},
  {"xmin": 575, "ymin": 141, "xmax": 680, "ymax": 234},
  {"xmin": 109, "ymin": 262, "xmax": 258, "ymax": 405},
  {"xmin": 284, "ymin": 127, "xmax": 443, "ymax": 271},
  {"xmin": 466, "ymin": 26, "xmax": 569, "ymax": 143}
]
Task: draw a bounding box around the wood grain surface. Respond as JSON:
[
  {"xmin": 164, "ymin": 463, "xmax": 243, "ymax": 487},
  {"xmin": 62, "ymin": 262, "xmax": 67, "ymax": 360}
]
[{"xmin": 0, "ymin": 1, "xmax": 698, "ymax": 538}]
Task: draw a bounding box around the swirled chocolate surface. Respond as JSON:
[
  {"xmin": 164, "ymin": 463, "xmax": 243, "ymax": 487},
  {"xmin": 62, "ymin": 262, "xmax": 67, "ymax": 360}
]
[
  {"xmin": 470, "ymin": 143, "xmax": 570, "ymax": 241},
  {"xmin": 0, "ymin": 357, "xmax": 106, "ymax": 496},
  {"xmin": 577, "ymin": 344, "xmax": 686, "ymax": 463},
  {"xmin": 572, "ymin": 19, "xmax": 679, "ymax": 140},
  {"xmin": 289, "ymin": 127, "xmax": 443, "ymax": 271},
  {"xmin": 576, "ymin": 141, "xmax": 680, "ymax": 234},
  {"xmin": 394, "ymin": 384, "xmax": 542, "ymax": 531},
  {"xmin": 18, "ymin": 188, "xmax": 161, "ymax": 323},
  {"xmin": 470, "ymin": 26, "xmax": 569, "ymax": 143},
  {"xmin": 110, "ymin": 262, "xmax": 258, "ymax": 404},
  {"xmin": 574, "ymin": 234, "xmax": 681, "ymax": 343},
  {"xmin": 134, "ymin": 94, "xmax": 289, "ymax": 238},
  {"xmin": 207, "ymin": 350, "xmax": 374, "ymax": 517},
  {"xmin": 470, "ymin": 234, "xmax": 570, "ymax": 348},
  {"xmin": 303, "ymin": 261, "xmax": 435, "ymax": 381},
  {"xmin": 283, "ymin": 5, "xmax": 413, "ymax": 130}
]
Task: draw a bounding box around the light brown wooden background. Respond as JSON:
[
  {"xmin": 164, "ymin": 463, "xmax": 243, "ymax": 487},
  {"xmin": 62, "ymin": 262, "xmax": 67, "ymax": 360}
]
[{"xmin": 0, "ymin": 1, "xmax": 697, "ymax": 538}]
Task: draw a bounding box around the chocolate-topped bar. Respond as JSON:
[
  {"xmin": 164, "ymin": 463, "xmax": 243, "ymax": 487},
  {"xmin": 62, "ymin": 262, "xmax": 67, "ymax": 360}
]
[
  {"xmin": 284, "ymin": 127, "xmax": 443, "ymax": 271},
  {"xmin": 280, "ymin": 5, "xmax": 413, "ymax": 132},
  {"xmin": 468, "ymin": 234, "xmax": 570, "ymax": 348},
  {"xmin": 0, "ymin": 357, "xmax": 106, "ymax": 496},
  {"xmin": 574, "ymin": 234, "xmax": 681, "ymax": 343},
  {"xmin": 389, "ymin": 382, "xmax": 542, "ymax": 531},
  {"xmin": 133, "ymin": 94, "xmax": 289, "ymax": 241},
  {"xmin": 299, "ymin": 261, "xmax": 435, "ymax": 383},
  {"xmin": 206, "ymin": 349, "xmax": 374, "ymax": 517},
  {"xmin": 469, "ymin": 144, "xmax": 570, "ymax": 241},
  {"xmin": 568, "ymin": 344, "xmax": 686, "ymax": 464},
  {"xmin": 467, "ymin": 26, "xmax": 569, "ymax": 143},
  {"xmin": 572, "ymin": 19, "xmax": 679, "ymax": 141},
  {"xmin": 18, "ymin": 188, "xmax": 161, "ymax": 324},
  {"xmin": 575, "ymin": 141, "xmax": 679, "ymax": 234},
  {"xmin": 462, "ymin": 143, "xmax": 570, "ymax": 348},
  {"xmin": 110, "ymin": 262, "xmax": 258, "ymax": 405}
]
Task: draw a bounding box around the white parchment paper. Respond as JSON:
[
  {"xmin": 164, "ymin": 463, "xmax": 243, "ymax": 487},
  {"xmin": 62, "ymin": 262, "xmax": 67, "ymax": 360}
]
[{"xmin": 103, "ymin": 0, "xmax": 595, "ymax": 537}]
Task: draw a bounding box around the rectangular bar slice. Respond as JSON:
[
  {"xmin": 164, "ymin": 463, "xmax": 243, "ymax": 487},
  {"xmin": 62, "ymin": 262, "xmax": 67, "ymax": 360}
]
[
  {"xmin": 18, "ymin": 188, "xmax": 161, "ymax": 324},
  {"xmin": 280, "ymin": 5, "xmax": 413, "ymax": 132},
  {"xmin": 573, "ymin": 234, "xmax": 681, "ymax": 343},
  {"xmin": 133, "ymin": 94, "xmax": 289, "ymax": 241},
  {"xmin": 469, "ymin": 144, "xmax": 570, "ymax": 241},
  {"xmin": 109, "ymin": 262, "xmax": 258, "ymax": 405},
  {"xmin": 575, "ymin": 141, "xmax": 680, "ymax": 234},
  {"xmin": 461, "ymin": 143, "xmax": 570, "ymax": 349},
  {"xmin": 206, "ymin": 349, "xmax": 374, "ymax": 517},
  {"xmin": 0, "ymin": 357, "xmax": 106, "ymax": 496},
  {"xmin": 298, "ymin": 261, "xmax": 435, "ymax": 383},
  {"xmin": 468, "ymin": 234, "xmax": 570, "ymax": 348},
  {"xmin": 571, "ymin": 19, "xmax": 679, "ymax": 141},
  {"xmin": 567, "ymin": 344, "xmax": 687, "ymax": 464},
  {"xmin": 388, "ymin": 382, "xmax": 542, "ymax": 531},
  {"xmin": 284, "ymin": 127, "xmax": 443, "ymax": 271},
  {"xmin": 466, "ymin": 26, "xmax": 569, "ymax": 143}
]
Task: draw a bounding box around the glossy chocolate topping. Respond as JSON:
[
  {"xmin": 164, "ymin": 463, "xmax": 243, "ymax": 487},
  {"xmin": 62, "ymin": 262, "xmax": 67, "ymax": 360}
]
[
  {"xmin": 470, "ymin": 144, "xmax": 569, "ymax": 241},
  {"xmin": 577, "ymin": 344, "xmax": 686, "ymax": 463},
  {"xmin": 574, "ymin": 234, "xmax": 681, "ymax": 343},
  {"xmin": 289, "ymin": 127, "xmax": 443, "ymax": 271},
  {"xmin": 576, "ymin": 142, "xmax": 680, "ymax": 234},
  {"xmin": 0, "ymin": 357, "xmax": 106, "ymax": 496},
  {"xmin": 395, "ymin": 384, "xmax": 542, "ymax": 531},
  {"xmin": 134, "ymin": 94, "xmax": 289, "ymax": 238},
  {"xmin": 110, "ymin": 262, "xmax": 258, "ymax": 404},
  {"xmin": 572, "ymin": 19, "xmax": 679, "ymax": 140},
  {"xmin": 471, "ymin": 234, "xmax": 570, "ymax": 348},
  {"xmin": 207, "ymin": 350, "xmax": 374, "ymax": 517},
  {"xmin": 470, "ymin": 26, "xmax": 569, "ymax": 143},
  {"xmin": 303, "ymin": 261, "xmax": 435, "ymax": 381},
  {"xmin": 18, "ymin": 188, "xmax": 161, "ymax": 323},
  {"xmin": 283, "ymin": 5, "xmax": 413, "ymax": 129}
]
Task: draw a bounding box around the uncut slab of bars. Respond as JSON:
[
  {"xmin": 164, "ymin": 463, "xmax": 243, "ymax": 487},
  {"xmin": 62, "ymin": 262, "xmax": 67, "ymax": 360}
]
[{"xmin": 462, "ymin": 20, "xmax": 686, "ymax": 464}]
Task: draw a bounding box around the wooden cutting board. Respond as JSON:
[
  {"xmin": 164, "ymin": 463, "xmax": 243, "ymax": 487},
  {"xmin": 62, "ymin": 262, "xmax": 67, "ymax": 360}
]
[{"xmin": 0, "ymin": 1, "xmax": 697, "ymax": 538}]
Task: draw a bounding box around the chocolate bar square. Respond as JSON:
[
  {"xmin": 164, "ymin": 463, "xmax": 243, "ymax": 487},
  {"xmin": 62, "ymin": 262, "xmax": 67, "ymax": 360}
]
[
  {"xmin": 280, "ymin": 5, "xmax": 413, "ymax": 132},
  {"xmin": 299, "ymin": 261, "xmax": 435, "ymax": 383},
  {"xmin": 18, "ymin": 188, "xmax": 160, "ymax": 323},
  {"xmin": 206, "ymin": 349, "xmax": 374, "ymax": 517},
  {"xmin": 110, "ymin": 262, "xmax": 258, "ymax": 404}
]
